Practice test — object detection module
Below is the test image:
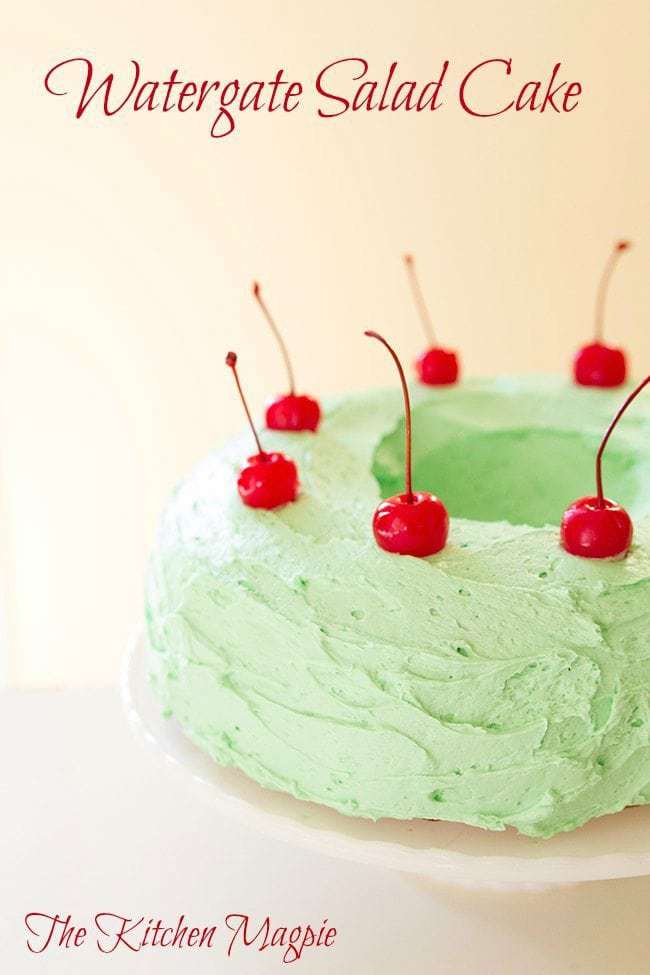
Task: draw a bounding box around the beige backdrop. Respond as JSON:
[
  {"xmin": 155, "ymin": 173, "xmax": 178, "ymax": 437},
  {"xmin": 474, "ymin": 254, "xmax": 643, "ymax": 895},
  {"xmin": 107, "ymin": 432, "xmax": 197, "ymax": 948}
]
[{"xmin": 2, "ymin": 0, "xmax": 649, "ymax": 686}]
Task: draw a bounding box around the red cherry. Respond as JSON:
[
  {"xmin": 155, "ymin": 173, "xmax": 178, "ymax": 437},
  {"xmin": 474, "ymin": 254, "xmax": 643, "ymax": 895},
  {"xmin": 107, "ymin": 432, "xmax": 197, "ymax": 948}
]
[
  {"xmin": 416, "ymin": 347, "xmax": 460, "ymax": 386},
  {"xmin": 573, "ymin": 240, "xmax": 631, "ymax": 388},
  {"xmin": 237, "ymin": 451, "xmax": 299, "ymax": 509},
  {"xmin": 561, "ymin": 497, "xmax": 632, "ymax": 559},
  {"xmin": 252, "ymin": 281, "xmax": 322, "ymax": 431},
  {"xmin": 404, "ymin": 253, "xmax": 460, "ymax": 386},
  {"xmin": 574, "ymin": 343, "xmax": 627, "ymax": 388},
  {"xmin": 265, "ymin": 393, "xmax": 321, "ymax": 432},
  {"xmin": 225, "ymin": 351, "xmax": 299, "ymax": 510},
  {"xmin": 373, "ymin": 492, "xmax": 449, "ymax": 557},
  {"xmin": 561, "ymin": 375, "xmax": 649, "ymax": 558},
  {"xmin": 365, "ymin": 330, "xmax": 449, "ymax": 557}
]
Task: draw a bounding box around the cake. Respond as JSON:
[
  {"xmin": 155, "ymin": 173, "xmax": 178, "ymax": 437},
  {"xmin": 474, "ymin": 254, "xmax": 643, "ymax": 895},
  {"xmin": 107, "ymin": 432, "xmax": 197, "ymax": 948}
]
[{"xmin": 146, "ymin": 375, "xmax": 650, "ymax": 838}]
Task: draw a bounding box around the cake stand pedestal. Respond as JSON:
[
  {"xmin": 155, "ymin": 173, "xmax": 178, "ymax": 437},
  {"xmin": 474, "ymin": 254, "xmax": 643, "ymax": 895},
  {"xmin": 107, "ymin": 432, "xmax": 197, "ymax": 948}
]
[{"xmin": 123, "ymin": 632, "xmax": 650, "ymax": 892}]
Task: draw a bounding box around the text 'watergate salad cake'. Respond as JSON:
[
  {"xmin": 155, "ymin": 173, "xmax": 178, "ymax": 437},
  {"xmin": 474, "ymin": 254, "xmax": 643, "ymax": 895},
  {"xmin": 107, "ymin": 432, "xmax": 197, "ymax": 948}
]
[{"xmin": 146, "ymin": 247, "xmax": 650, "ymax": 838}]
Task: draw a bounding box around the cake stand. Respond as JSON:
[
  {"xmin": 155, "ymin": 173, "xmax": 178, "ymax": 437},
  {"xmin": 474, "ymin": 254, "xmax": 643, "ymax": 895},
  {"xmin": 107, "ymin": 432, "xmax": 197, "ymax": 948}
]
[{"xmin": 123, "ymin": 631, "xmax": 650, "ymax": 891}]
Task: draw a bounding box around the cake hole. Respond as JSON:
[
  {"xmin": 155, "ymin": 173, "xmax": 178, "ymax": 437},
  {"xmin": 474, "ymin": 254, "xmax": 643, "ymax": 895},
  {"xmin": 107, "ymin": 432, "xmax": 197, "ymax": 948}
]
[
  {"xmin": 373, "ymin": 412, "xmax": 645, "ymax": 528},
  {"xmin": 430, "ymin": 790, "xmax": 445, "ymax": 803},
  {"xmin": 350, "ymin": 609, "xmax": 365, "ymax": 620}
]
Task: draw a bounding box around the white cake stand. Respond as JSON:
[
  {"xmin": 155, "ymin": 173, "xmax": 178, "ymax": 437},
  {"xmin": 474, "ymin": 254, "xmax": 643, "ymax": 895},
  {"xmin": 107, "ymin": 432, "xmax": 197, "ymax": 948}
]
[{"xmin": 122, "ymin": 631, "xmax": 650, "ymax": 891}]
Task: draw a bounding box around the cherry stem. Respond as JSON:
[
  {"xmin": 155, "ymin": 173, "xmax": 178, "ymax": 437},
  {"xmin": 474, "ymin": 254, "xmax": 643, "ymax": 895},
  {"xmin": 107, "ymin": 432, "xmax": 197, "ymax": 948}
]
[
  {"xmin": 594, "ymin": 240, "xmax": 631, "ymax": 344},
  {"xmin": 225, "ymin": 351, "xmax": 266, "ymax": 458},
  {"xmin": 365, "ymin": 330, "xmax": 414, "ymax": 502},
  {"xmin": 403, "ymin": 253, "xmax": 437, "ymax": 346},
  {"xmin": 252, "ymin": 282, "xmax": 296, "ymax": 395},
  {"xmin": 595, "ymin": 375, "xmax": 649, "ymax": 507}
]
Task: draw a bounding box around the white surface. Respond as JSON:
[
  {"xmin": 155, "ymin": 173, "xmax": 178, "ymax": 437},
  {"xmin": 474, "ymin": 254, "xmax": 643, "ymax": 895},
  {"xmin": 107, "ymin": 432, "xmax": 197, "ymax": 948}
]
[
  {"xmin": 3, "ymin": 690, "xmax": 650, "ymax": 973},
  {"xmin": 126, "ymin": 633, "xmax": 650, "ymax": 889}
]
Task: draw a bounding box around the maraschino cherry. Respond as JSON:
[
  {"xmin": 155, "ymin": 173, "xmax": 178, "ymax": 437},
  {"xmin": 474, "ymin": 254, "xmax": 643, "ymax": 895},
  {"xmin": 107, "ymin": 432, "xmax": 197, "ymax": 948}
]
[
  {"xmin": 365, "ymin": 330, "xmax": 449, "ymax": 557},
  {"xmin": 252, "ymin": 282, "xmax": 321, "ymax": 431},
  {"xmin": 573, "ymin": 240, "xmax": 632, "ymax": 388},
  {"xmin": 225, "ymin": 351, "xmax": 299, "ymax": 509},
  {"xmin": 403, "ymin": 253, "xmax": 460, "ymax": 386},
  {"xmin": 561, "ymin": 375, "xmax": 649, "ymax": 558}
]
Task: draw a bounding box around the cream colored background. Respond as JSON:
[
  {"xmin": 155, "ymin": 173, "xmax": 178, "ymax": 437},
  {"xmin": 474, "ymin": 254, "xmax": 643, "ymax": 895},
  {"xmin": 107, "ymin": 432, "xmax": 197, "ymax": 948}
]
[{"xmin": 2, "ymin": 1, "xmax": 649, "ymax": 687}]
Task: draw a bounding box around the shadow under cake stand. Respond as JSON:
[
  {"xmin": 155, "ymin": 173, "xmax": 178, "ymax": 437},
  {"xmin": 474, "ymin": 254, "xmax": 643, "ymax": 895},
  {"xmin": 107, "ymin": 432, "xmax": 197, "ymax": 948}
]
[{"xmin": 123, "ymin": 631, "xmax": 650, "ymax": 892}]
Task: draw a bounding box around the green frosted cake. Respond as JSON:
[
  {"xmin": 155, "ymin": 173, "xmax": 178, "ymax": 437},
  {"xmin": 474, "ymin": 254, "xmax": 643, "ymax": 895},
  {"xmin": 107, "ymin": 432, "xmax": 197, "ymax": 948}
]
[{"xmin": 146, "ymin": 376, "xmax": 650, "ymax": 838}]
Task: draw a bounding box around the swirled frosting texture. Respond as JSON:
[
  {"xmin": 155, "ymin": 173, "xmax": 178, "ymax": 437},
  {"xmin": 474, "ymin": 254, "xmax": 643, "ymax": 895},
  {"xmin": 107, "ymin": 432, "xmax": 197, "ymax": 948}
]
[{"xmin": 147, "ymin": 377, "xmax": 650, "ymax": 837}]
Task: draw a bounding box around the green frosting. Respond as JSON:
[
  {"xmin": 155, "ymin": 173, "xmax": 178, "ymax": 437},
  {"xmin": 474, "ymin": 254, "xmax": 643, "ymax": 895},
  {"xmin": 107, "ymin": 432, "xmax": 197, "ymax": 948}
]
[{"xmin": 146, "ymin": 376, "xmax": 650, "ymax": 838}]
